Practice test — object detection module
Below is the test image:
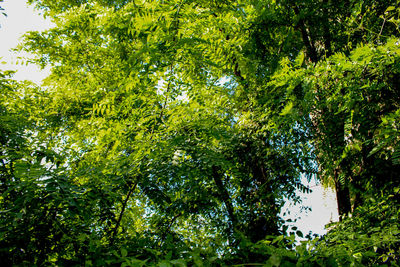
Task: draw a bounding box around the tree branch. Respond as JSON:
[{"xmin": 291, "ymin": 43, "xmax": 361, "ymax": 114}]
[
  {"xmin": 293, "ymin": 5, "xmax": 318, "ymax": 63},
  {"xmin": 322, "ymin": 0, "xmax": 333, "ymax": 57},
  {"xmin": 110, "ymin": 179, "xmax": 138, "ymax": 245},
  {"xmin": 212, "ymin": 166, "xmax": 237, "ymax": 229}
]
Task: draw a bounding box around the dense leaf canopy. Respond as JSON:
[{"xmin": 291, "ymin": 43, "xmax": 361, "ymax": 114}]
[{"xmin": 1, "ymin": 0, "xmax": 400, "ymax": 265}]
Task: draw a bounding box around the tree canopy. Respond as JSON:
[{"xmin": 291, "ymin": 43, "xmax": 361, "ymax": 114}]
[{"xmin": 1, "ymin": 0, "xmax": 400, "ymax": 266}]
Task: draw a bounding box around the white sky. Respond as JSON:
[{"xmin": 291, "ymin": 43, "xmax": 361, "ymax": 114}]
[
  {"xmin": 0, "ymin": 0, "xmax": 339, "ymax": 237},
  {"xmin": 0, "ymin": 0, "xmax": 53, "ymax": 83},
  {"xmin": 281, "ymin": 179, "xmax": 339, "ymax": 238}
]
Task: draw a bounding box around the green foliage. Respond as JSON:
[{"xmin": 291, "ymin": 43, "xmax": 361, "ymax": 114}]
[
  {"xmin": 267, "ymin": 35, "xmax": 400, "ymax": 216},
  {"xmin": 296, "ymin": 189, "xmax": 400, "ymax": 266},
  {"xmin": 1, "ymin": 0, "xmax": 400, "ymax": 265}
]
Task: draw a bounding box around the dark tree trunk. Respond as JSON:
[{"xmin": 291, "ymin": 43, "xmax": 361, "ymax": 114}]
[
  {"xmin": 334, "ymin": 171, "xmax": 352, "ymax": 221},
  {"xmin": 321, "ymin": 0, "xmax": 333, "ymax": 57},
  {"xmin": 212, "ymin": 166, "xmax": 237, "ymax": 230},
  {"xmin": 247, "ymin": 162, "xmax": 279, "ymax": 243},
  {"xmin": 292, "ymin": 5, "xmax": 318, "ymax": 63}
]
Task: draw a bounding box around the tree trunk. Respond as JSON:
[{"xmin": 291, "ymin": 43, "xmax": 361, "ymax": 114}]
[
  {"xmin": 212, "ymin": 166, "xmax": 237, "ymax": 231},
  {"xmin": 334, "ymin": 171, "xmax": 352, "ymax": 221},
  {"xmin": 292, "ymin": 5, "xmax": 318, "ymax": 63}
]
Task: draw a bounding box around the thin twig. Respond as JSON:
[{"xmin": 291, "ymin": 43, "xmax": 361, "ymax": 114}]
[{"xmin": 378, "ymin": 18, "xmax": 386, "ymax": 39}]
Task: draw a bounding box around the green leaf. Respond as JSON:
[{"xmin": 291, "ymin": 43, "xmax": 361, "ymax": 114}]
[
  {"xmin": 296, "ymin": 230, "xmax": 304, "ymax": 238},
  {"xmin": 121, "ymin": 248, "xmax": 128, "ymax": 258},
  {"xmin": 268, "ymin": 255, "xmax": 281, "ymax": 267},
  {"xmin": 280, "ymin": 101, "xmax": 293, "ymax": 116},
  {"xmin": 295, "ymin": 52, "xmax": 305, "ymax": 67},
  {"xmin": 158, "ymin": 261, "xmax": 173, "ymax": 267},
  {"xmin": 385, "ymin": 6, "xmax": 396, "ymax": 12}
]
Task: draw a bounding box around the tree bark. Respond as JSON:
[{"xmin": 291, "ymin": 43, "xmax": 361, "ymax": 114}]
[
  {"xmin": 248, "ymin": 163, "xmax": 279, "ymax": 242},
  {"xmin": 212, "ymin": 166, "xmax": 237, "ymax": 230},
  {"xmin": 321, "ymin": 0, "xmax": 333, "ymax": 57},
  {"xmin": 334, "ymin": 170, "xmax": 352, "ymax": 221},
  {"xmin": 293, "ymin": 5, "xmax": 318, "ymax": 63}
]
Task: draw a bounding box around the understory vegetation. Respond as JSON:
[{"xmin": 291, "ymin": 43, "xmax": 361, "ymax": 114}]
[{"xmin": 1, "ymin": 0, "xmax": 400, "ymax": 266}]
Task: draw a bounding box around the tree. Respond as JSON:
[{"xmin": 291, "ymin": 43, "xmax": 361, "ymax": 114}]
[
  {"xmin": 18, "ymin": 0, "xmax": 314, "ymax": 260},
  {"xmin": 1, "ymin": 0, "xmax": 399, "ymax": 265},
  {"xmin": 299, "ymin": 3, "xmax": 400, "ymax": 219},
  {"xmin": 241, "ymin": 0, "xmax": 400, "ymax": 219}
]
